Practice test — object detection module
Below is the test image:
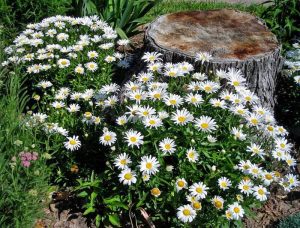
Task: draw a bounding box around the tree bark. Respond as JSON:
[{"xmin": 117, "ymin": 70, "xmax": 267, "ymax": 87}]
[{"xmin": 145, "ymin": 9, "xmax": 284, "ymax": 109}]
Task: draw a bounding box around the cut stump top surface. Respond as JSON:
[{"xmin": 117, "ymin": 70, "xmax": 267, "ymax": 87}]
[{"xmin": 146, "ymin": 9, "xmax": 279, "ymax": 61}]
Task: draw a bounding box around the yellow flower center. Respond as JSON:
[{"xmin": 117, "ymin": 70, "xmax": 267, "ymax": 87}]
[
  {"xmin": 178, "ymin": 116, "xmax": 186, "ymax": 123},
  {"xmin": 188, "ymin": 152, "xmax": 195, "ymax": 159},
  {"xmin": 182, "ymin": 209, "xmax": 191, "ymax": 216},
  {"xmin": 221, "ymin": 182, "xmax": 227, "ymax": 188},
  {"xmin": 258, "ymin": 189, "xmax": 264, "ymax": 195},
  {"xmin": 146, "ymin": 162, "xmax": 153, "ymax": 169},
  {"xmin": 204, "ymin": 85, "xmax": 212, "ymax": 92},
  {"xmin": 265, "ymin": 174, "xmax": 273, "ymax": 180},
  {"xmin": 170, "ymin": 99, "xmax": 177, "ymax": 105},
  {"xmin": 233, "ymin": 207, "xmax": 240, "ymax": 213},
  {"xmin": 191, "ymin": 97, "xmax": 197, "ymax": 103},
  {"xmin": 130, "ymin": 137, "xmax": 137, "ymax": 143},
  {"xmin": 165, "ymin": 144, "xmax": 171, "ymax": 150},
  {"xmin": 267, "ymin": 126, "xmax": 274, "ymax": 131},
  {"xmin": 61, "ymin": 60, "xmax": 68, "ymax": 65},
  {"xmin": 214, "ymin": 201, "xmax": 223, "ymax": 209},
  {"xmin": 201, "ymin": 123, "xmax": 209, "ymax": 129},
  {"xmin": 134, "ymin": 94, "xmax": 141, "ymax": 100},
  {"xmin": 233, "ymin": 81, "xmax": 240, "ymax": 86},
  {"xmin": 124, "ymin": 173, "xmax": 132, "ymax": 180},
  {"xmin": 143, "ymin": 111, "xmax": 149, "ymax": 116},
  {"xmin": 154, "ymin": 93, "xmax": 161, "ymax": 99},
  {"xmin": 69, "ymin": 139, "xmax": 77, "ymax": 145},
  {"xmin": 196, "ymin": 187, "xmax": 203, "ymax": 193},
  {"xmin": 120, "ymin": 159, "xmax": 127, "ymax": 165},
  {"xmin": 243, "ymin": 185, "xmax": 250, "ymax": 191},
  {"xmin": 177, "ymin": 180, "xmax": 185, "ymax": 187},
  {"xmin": 151, "ymin": 188, "xmax": 161, "ymax": 196},
  {"xmin": 169, "ymin": 71, "xmax": 176, "ymax": 77},
  {"xmin": 251, "ymin": 119, "xmax": 258, "ymax": 125},
  {"xmin": 193, "ymin": 202, "xmax": 202, "ymax": 210},
  {"xmin": 280, "ymin": 143, "xmax": 285, "ymax": 148},
  {"xmin": 104, "ymin": 135, "xmax": 111, "ymax": 141},
  {"xmin": 149, "ymin": 120, "xmax": 156, "ymax": 125}
]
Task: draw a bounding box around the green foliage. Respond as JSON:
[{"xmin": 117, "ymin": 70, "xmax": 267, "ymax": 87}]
[
  {"xmin": 72, "ymin": 0, "xmax": 161, "ymax": 38},
  {"xmin": 277, "ymin": 212, "xmax": 300, "ymax": 228},
  {"xmin": 0, "ymin": 70, "xmax": 51, "ymax": 227},
  {"xmin": 260, "ymin": 0, "xmax": 300, "ymax": 49},
  {"xmin": 145, "ymin": 0, "xmax": 266, "ymax": 22},
  {"xmin": 0, "ymin": 0, "xmax": 72, "ymax": 44},
  {"xmin": 75, "ymin": 172, "xmax": 126, "ymax": 227}
]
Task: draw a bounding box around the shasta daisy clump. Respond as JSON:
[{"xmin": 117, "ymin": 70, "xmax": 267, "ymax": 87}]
[{"xmin": 100, "ymin": 52, "xmax": 299, "ymax": 225}]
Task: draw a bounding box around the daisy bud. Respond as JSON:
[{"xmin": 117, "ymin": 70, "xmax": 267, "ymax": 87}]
[
  {"xmin": 191, "ymin": 139, "xmax": 195, "ymax": 144},
  {"xmin": 166, "ymin": 165, "xmax": 174, "ymax": 172},
  {"xmin": 211, "ymin": 165, "xmax": 216, "ymax": 171},
  {"xmin": 221, "ymin": 149, "xmax": 226, "ymax": 153},
  {"xmin": 111, "ymin": 146, "xmax": 116, "ymax": 151}
]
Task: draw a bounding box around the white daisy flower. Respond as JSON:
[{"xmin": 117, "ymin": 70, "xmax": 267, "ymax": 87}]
[
  {"xmin": 195, "ymin": 52, "xmax": 212, "ymax": 63},
  {"xmin": 272, "ymin": 149, "xmax": 286, "ymax": 161},
  {"xmin": 142, "ymin": 52, "xmax": 162, "ymax": 62},
  {"xmin": 66, "ymin": 104, "xmax": 80, "ymax": 113},
  {"xmin": 158, "ymin": 111, "xmax": 169, "ymax": 120},
  {"xmin": 74, "ymin": 64, "xmax": 85, "ymax": 74},
  {"xmin": 186, "ymin": 148, "xmax": 199, "ymax": 162},
  {"xmin": 275, "ymin": 138, "xmax": 292, "ymax": 152},
  {"xmin": 37, "ymin": 80, "xmax": 53, "ymax": 89},
  {"xmin": 85, "ymin": 62, "xmax": 98, "ymax": 72},
  {"xmin": 51, "ymin": 101, "xmax": 65, "ymax": 109},
  {"xmin": 177, "ymin": 205, "xmax": 196, "ymax": 223},
  {"xmin": 171, "ymin": 108, "xmax": 194, "ymax": 126},
  {"xmin": 118, "ymin": 169, "xmax": 137, "ymax": 185},
  {"xmin": 261, "ymin": 171, "xmax": 274, "ymax": 186},
  {"xmin": 148, "ymin": 89, "xmax": 166, "ymax": 101},
  {"xmin": 124, "ymin": 130, "xmax": 144, "ymax": 148},
  {"xmin": 209, "ymin": 98, "xmax": 226, "ymax": 108},
  {"xmin": 212, "ymin": 196, "xmax": 224, "ymax": 210},
  {"xmin": 227, "ymin": 69, "xmax": 246, "ymax": 87},
  {"xmin": 129, "ymin": 89, "xmax": 147, "ymax": 104},
  {"xmin": 116, "ymin": 115, "xmax": 128, "ymax": 126},
  {"xmin": 284, "ymin": 154, "xmax": 297, "ymax": 167},
  {"xmin": 64, "ymin": 136, "xmax": 81, "ymax": 151},
  {"xmin": 238, "ymin": 160, "xmax": 252, "ymax": 173},
  {"xmin": 114, "ymin": 153, "xmax": 131, "ymax": 170},
  {"xmin": 185, "ymin": 93, "xmax": 203, "ymax": 107},
  {"xmin": 228, "ymin": 202, "xmax": 244, "ymax": 220},
  {"xmin": 220, "ymin": 90, "xmax": 234, "ymax": 101},
  {"xmin": 192, "ymin": 72, "xmax": 207, "ymax": 81},
  {"xmin": 104, "ymin": 55, "xmax": 116, "ymax": 63},
  {"xmin": 200, "ymin": 81, "xmax": 220, "ymax": 93},
  {"xmin": 189, "ymin": 182, "xmax": 209, "ymax": 199},
  {"xmin": 164, "ymin": 94, "xmax": 183, "ymax": 107},
  {"xmin": 238, "ymin": 179, "xmax": 253, "ymax": 195},
  {"xmin": 249, "ymin": 164, "xmax": 262, "ymax": 178},
  {"xmin": 147, "ymin": 62, "xmax": 163, "ymax": 73},
  {"xmin": 187, "ymin": 81, "xmax": 201, "ymax": 92},
  {"xmin": 87, "ymin": 50, "xmax": 98, "ymax": 59},
  {"xmin": 137, "ymin": 72, "xmax": 153, "ymax": 83},
  {"xmin": 176, "ymin": 178, "xmax": 188, "ymax": 191},
  {"xmin": 218, "ymin": 177, "xmax": 232, "ymax": 190},
  {"xmin": 246, "ymin": 113, "xmax": 262, "ymax": 127},
  {"xmin": 207, "ymin": 135, "xmax": 217, "ymax": 143},
  {"xmin": 139, "ymin": 155, "xmax": 160, "ymax": 175},
  {"xmin": 231, "ymin": 127, "xmax": 246, "ymax": 141},
  {"xmin": 252, "ymin": 185, "xmax": 269, "ymax": 201},
  {"xmin": 246, "ymin": 143, "xmax": 265, "ymax": 158},
  {"xmin": 57, "ymin": 58, "xmax": 70, "ymax": 68},
  {"xmin": 99, "ymin": 130, "xmax": 117, "ymax": 146},
  {"xmin": 143, "ymin": 115, "xmax": 163, "ymax": 129},
  {"xmin": 159, "ymin": 138, "xmax": 176, "ymax": 154},
  {"xmin": 137, "ymin": 105, "xmax": 156, "ymax": 118},
  {"xmin": 194, "ymin": 116, "xmax": 217, "ymax": 133}
]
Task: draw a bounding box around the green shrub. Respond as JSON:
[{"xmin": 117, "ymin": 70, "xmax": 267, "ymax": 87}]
[
  {"xmin": 72, "ymin": 0, "xmax": 161, "ymax": 38},
  {"xmin": 0, "ymin": 0, "xmax": 72, "ymax": 44},
  {"xmin": 0, "ymin": 71, "xmax": 51, "ymax": 228},
  {"xmin": 260, "ymin": 0, "xmax": 300, "ymax": 49},
  {"xmin": 277, "ymin": 212, "xmax": 300, "ymax": 228}
]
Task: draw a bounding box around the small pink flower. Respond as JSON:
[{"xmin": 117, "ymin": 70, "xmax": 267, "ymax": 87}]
[
  {"xmin": 22, "ymin": 160, "xmax": 31, "ymax": 167},
  {"xmin": 25, "ymin": 152, "xmax": 32, "ymax": 160},
  {"xmin": 32, "ymin": 152, "xmax": 38, "ymax": 161}
]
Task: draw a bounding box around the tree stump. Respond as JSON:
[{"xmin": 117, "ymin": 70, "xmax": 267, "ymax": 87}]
[{"xmin": 145, "ymin": 9, "xmax": 284, "ymax": 109}]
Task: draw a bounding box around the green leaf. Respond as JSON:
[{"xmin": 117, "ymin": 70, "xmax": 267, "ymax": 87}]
[
  {"xmin": 109, "ymin": 214, "xmax": 121, "ymax": 227},
  {"xmin": 78, "ymin": 191, "xmax": 88, "ymax": 198},
  {"xmin": 83, "ymin": 207, "xmax": 95, "ymax": 215},
  {"xmin": 95, "ymin": 214, "xmax": 101, "ymax": 227},
  {"xmin": 115, "ymin": 27, "xmax": 128, "ymax": 39}
]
